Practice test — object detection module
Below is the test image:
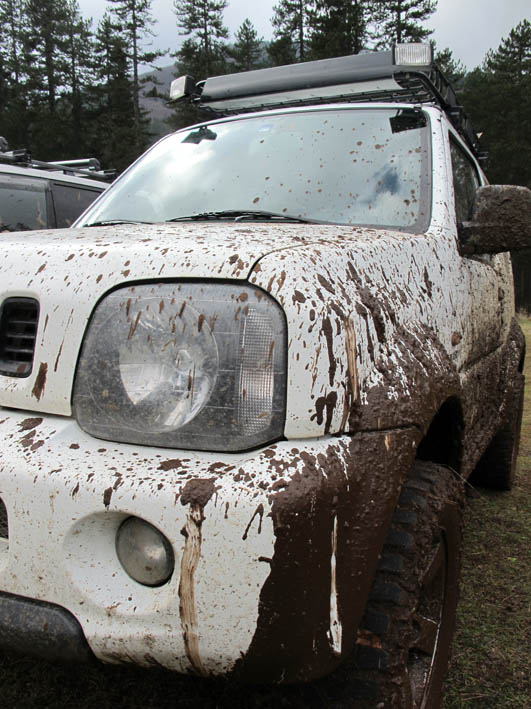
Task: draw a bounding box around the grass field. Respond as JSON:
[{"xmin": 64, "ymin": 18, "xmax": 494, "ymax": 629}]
[
  {"xmin": 1, "ymin": 319, "xmax": 530, "ymax": 707},
  {"xmin": 443, "ymin": 316, "xmax": 531, "ymax": 708}
]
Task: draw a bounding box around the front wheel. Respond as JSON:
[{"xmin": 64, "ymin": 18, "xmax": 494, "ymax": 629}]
[{"xmin": 353, "ymin": 461, "xmax": 464, "ymax": 708}]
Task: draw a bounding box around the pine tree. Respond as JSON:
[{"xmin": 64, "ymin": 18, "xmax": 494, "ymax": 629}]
[
  {"xmin": 309, "ymin": 0, "xmax": 368, "ymax": 59},
  {"xmin": 434, "ymin": 47, "xmax": 466, "ymax": 86},
  {"xmin": 0, "ymin": 0, "xmax": 30, "ymax": 147},
  {"xmin": 24, "ymin": 0, "xmax": 70, "ymax": 115},
  {"xmin": 271, "ymin": 0, "xmax": 314, "ymax": 63},
  {"xmin": 461, "ymin": 20, "xmax": 531, "ymax": 188},
  {"xmin": 174, "ymin": 0, "xmax": 229, "ymax": 79},
  {"xmin": 485, "ymin": 20, "xmax": 531, "ymax": 187},
  {"xmin": 21, "ymin": 0, "xmax": 75, "ymax": 157},
  {"xmin": 230, "ymin": 19, "xmax": 264, "ymax": 72},
  {"xmin": 267, "ymin": 35, "xmax": 298, "ymax": 67},
  {"xmin": 61, "ymin": 0, "xmax": 94, "ymax": 155},
  {"xmin": 0, "ymin": 0, "xmax": 25, "ymax": 89},
  {"xmin": 107, "ymin": 0, "xmax": 165, "ymax": 152},
  {"xmin": 372, "ymin": 0, "xmax": 437, "ymax": 47},
  {"xmin": 457, "ymin": 21, "xmax": 531, "ymax": 311},
  {"xmin": 90, "ymin": 13, "xmax": 138, "ymax": 172}
]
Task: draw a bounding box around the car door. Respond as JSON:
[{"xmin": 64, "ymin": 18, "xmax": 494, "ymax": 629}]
[{"xmin": 450, "ymin": 135, "xmax": 507, "ymax": 365}]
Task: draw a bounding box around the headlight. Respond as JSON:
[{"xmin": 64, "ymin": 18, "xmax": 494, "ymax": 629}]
[{"xmin": 73, "ymin": 283, "xmax": 287, "ymax": 451}]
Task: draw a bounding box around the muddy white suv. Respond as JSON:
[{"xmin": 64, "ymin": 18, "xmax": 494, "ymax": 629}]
[{"xmin": 0, "ymin": 45, "xmax": 528, "ymax": 707}]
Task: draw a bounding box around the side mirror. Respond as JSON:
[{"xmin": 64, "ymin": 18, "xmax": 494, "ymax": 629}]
[{"xmin": 459, "ymin": 185, "xmax": 531, "ymax": 255}]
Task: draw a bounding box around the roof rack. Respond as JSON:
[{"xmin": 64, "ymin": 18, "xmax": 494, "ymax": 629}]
[
  {"xmin": 170, "ymin": 44, "xmax": 486, "ymax": 165},
  {"xmin": 0, "ymin": 145, "xmax": 115, "ymax": 182}
]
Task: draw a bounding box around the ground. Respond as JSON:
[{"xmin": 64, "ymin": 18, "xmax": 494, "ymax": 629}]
[{"xmin": 443, "ymin": 315, "xmax": 531, "ymax": 709}]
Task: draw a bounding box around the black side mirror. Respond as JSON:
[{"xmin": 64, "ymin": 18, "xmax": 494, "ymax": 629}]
[{"xmin": 459, "ymin": 185, "xmax": 531, "ymax": 255}]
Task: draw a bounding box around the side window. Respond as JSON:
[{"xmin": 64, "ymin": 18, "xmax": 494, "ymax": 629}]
[
  {"xmin": 450, "ymin": 138, "xmax": 480, "ymax": 223},
  {"xmin": 0, "ymin": 174, "xmax": 49, "ymax": 231},
  {"xmin": 52, "ymin": 183, "xmax": 102, "ymax": 228}
]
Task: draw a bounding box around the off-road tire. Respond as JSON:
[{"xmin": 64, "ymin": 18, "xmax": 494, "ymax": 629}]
[
  {"xmin": 351, "ymin": 461, "xmax": 464, "ymax": 708},
  {"xmin": 472, "ymin": 372, "xmax": 524, "ymax": 490}
]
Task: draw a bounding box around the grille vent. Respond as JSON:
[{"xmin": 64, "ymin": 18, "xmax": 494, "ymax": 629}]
[{"xmin": 0, "ymin": 297, "xmax": 39, "ymax": 377}]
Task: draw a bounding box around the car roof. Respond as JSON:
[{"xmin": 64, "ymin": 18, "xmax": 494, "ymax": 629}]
[{"xmin": 0, "ymin": 162, "xmax": 107, "ymax": 190}]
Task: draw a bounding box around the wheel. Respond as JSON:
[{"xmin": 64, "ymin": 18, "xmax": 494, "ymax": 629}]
[
  {"xmin": 352, "ymin": 461, "xmax": 464, "ymax": 708},
  {"xmin": 471, "ymin": 372, "xmax": 524, "ymax": 490}
]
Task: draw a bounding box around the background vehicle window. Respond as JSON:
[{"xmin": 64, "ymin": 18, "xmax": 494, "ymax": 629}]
[
  {"xmin": 52, "ymin": 183, "xmax": 102, "ymax": 228},
  {"xmin": 0, "ymin": 174, "xmax": 48, "ymax": 231},
  {"xmin": 450, "ymin": 138, "xmax": 480, "ymax": 223}
]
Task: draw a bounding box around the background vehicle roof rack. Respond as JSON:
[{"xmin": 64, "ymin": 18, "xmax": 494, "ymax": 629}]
[
  {"xmin": 0, "ymin": 143, "xmax": 115, "ymax": 182},
  {"xmin": 170, "ymin": 43, "xmax": 485, "ymax": 162}
]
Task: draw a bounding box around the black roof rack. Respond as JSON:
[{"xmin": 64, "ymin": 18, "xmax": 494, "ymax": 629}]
[
  {"xmin": 0, "ymin": 145, "xmax": 115, "ymax": 182},
  {"xmin": 170, "ymin": 44, "xmax": 486, "ymax": 165}
]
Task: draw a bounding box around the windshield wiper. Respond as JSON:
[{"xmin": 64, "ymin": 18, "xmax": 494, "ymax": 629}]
[
  {"xmin": 167, "ymin": 209, "xmax": 315, "ymax": 224},
  {"xmin": 85, "ymin": 219, "xmax": 153, "ymax": 227}
]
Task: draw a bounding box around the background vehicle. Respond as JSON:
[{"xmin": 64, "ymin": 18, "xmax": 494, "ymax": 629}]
[
  {"xmin": 0, "ymin": 45, "xmax": 529, "ymax": 708},
  {"xmin": 0, "ymin": 145, "xmax": 111, "ymax": 231}
]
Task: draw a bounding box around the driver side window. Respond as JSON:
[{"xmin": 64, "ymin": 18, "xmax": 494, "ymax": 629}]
[{"xmin": 450, "ymin": 138, "xmax": 480, "ymax": 223}]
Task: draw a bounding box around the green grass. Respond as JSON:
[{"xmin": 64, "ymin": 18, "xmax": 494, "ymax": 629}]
[{"xmin": 443, "ymin": 316, "xmax": 531, "ymax": 709}]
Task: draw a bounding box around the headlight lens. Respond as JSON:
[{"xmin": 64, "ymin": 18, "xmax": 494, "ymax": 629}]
[{"xmin": 73, "ymin": 283, "xmax": 286, "ymax": 451}]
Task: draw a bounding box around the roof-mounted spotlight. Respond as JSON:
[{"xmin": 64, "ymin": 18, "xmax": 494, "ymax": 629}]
[
  {"xmin": 393, "ymin": 43, "xmax": 433, "ymax": 67},
  {"xmin": 169, "ymin": 75, "xmax": 198, "ymax": 103}
]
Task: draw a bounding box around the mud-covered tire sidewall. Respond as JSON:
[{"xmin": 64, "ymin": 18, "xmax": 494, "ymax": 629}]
[{"xmin": 353, "ymin": 461, "xmax": 464, "ymax": 708}]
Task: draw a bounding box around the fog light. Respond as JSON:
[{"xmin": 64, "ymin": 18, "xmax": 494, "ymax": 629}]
[{"xmin": 116, "ymin": 517, "xmax": 174, "ymax": 587}]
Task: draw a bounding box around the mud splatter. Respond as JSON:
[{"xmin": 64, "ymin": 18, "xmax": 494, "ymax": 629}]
[
  {"xmin": 178, "ymin": 481, "xmax": 217, "ymax": 677},
  {"xmin": 311, "ymin": 391, "xmax": 338, "ymax": 433},
  {"xmin": 158, "ymin": 459, "xmax": 185, "ymax": 471},
  {"xmin": 321, "ymin": 317, "xmax": 336, "ymax": 386},
  {"xmin": 31, "ymin": 363, "xmax": 48, "ymax": 401},
  {"xmin": 180, "ymin": 478, "xmax": 217, "ymax": 508},
  {"xmin": 103, "ymin": 487, "xmax": 113, "ymax": 508},
  {"xmin": 242, "ymin": 504, "xmax": 265, "ymax": 540},
  {"xmin": 179, "ymin": 503, "xmax": 208, "ymax": 675},
  {"xmin": 18, "ymin": 417, "xmax": 43, "ymax": 431}
]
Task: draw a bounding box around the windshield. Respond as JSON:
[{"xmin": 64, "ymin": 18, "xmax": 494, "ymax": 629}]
[{"xmin": 77, "ymin": 107, "xmax": 431, "ymax": 230}]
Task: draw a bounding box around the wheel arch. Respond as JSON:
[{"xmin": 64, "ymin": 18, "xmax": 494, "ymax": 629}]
[{"xmin": 416, "ymin": 396, "xmax": 465, "ymax": 474}]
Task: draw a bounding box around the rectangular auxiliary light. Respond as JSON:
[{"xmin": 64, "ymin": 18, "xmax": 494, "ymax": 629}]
[
  {"xmin": 394, "ymin": 43, "xmax": 433, "ymax": 67},
  {"xmin": 169, "ymin": 75, "xmax": 197, "ymax": 102}
]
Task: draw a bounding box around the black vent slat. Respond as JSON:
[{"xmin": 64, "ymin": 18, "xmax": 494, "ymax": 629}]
[
  {"xmin": 0, "ymin": 298, "xmax": 40, "ymax": 377},
  {"xmin": 6, "ymin": 335, "xmax": 36, "ymax": 343},
  {"xmin": 0, "ymin": 498, "xmax": 7, "ymax": 540}
]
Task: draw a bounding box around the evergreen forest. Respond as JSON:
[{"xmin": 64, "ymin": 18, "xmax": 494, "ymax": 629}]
[{"xmin": 0, "ymin": 0, "xmax": 530, "ymax": 308}]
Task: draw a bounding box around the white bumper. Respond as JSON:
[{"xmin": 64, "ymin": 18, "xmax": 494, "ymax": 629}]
[{"xmin": 0, "ymin": 408, "xmax": 276, "ymax": 674}]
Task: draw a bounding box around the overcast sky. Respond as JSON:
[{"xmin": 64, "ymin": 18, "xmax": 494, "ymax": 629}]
[{"xmin": 77, "ymin": 0, "xmax": 530, "ymax": 70}]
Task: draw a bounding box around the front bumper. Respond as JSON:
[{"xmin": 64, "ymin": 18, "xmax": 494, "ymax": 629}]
[{"xmin": 0, "ymin": 409, "xmax": 417, "ymax": 682}]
